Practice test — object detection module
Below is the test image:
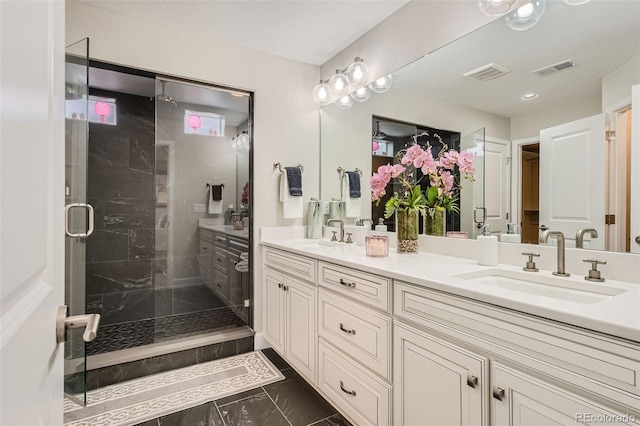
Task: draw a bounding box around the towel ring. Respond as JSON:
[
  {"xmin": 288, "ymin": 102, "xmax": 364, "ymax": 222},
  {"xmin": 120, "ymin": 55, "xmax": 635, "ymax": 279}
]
[
  {"xmin": 206, "ymin": 183, "xmax": 224, "ymax": 188},
  {"xmin": 337, "ymin": 167, "xmax": 362, "ymax": 178},
  {"xmin": 274, "ymin": 162, "xmax": 304, "ymax": 173}
]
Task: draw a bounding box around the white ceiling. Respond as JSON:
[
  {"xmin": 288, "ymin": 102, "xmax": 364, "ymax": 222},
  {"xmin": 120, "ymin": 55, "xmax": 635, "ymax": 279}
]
[
  {"xmin": 393, "ymin": 0, "xmax": 640, "ymax": 119},
  {"xmin": 77, "ymin": 0, "xmax": 409, "ymax": 66}
]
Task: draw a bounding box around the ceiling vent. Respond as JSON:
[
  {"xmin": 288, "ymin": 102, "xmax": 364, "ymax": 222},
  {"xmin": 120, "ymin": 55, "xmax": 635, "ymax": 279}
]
[
  {"xmin": 532, "ymin": 59, "xmax": 576, "ymax": 76},
  {"xmin": 463, "ymin": 63, "xmax": 510, "ymax": 81}
]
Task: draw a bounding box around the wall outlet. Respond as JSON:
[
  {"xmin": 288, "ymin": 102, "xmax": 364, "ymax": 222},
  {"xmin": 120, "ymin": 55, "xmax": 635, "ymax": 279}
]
[{"xmin": 193, "ymin": 203, "xmax": 206, "ymax": 213}]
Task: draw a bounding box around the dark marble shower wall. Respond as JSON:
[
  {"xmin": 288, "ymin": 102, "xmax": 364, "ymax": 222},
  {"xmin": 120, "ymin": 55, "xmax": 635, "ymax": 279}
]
[{"xmin": 85, "ymin": 88, "xmax": 159, "ymax": 327}]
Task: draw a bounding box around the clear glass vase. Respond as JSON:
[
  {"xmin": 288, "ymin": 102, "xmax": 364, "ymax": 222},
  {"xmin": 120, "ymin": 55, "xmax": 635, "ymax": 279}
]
[
  {"xmin": 396, "ymin": 208, "xmax": 419, "ymax": 253},
  {"xmin": 424, "ymin": 208, "xmax": 446, "ymax": 236}
]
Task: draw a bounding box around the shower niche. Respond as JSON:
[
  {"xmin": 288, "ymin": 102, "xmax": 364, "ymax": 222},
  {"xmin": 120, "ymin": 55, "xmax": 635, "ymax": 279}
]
[{"xmin": 66, "ymin": 62, "xmax": 253, "ymax": 392}]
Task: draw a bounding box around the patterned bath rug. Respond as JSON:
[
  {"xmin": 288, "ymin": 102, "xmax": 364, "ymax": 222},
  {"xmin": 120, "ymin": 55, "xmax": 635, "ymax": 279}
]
[{"xmin": 64, "ymin": 350, "xmax": 285, "ymax": 426}]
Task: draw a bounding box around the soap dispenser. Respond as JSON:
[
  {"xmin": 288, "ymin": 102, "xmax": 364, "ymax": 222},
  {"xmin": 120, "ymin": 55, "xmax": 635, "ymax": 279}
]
[
  {"xmin": 477, "ymin": 224, "xmax": 498, "ymax": 266},
  {"xmin": 374, "ymin": 218, "xmax": 387, "ymax": 232},
  {"xmin": 500, "ymin": 223, "xmax": 521, "ymax": 243}
]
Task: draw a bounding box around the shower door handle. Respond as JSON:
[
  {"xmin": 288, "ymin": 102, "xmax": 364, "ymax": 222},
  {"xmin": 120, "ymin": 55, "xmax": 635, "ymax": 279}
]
[
  {"xmin": 64, "ymin": 203, "xmax": 95, "ymax": 238},
  {"xmin": 56, "ymin": 305, "xmax": 101, "ymax": 343}
]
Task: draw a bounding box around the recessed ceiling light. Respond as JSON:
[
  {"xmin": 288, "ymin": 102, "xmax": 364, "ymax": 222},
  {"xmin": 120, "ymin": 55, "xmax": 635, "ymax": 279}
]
[{"xmin": 522, "ymin": 92, "xmax": 539, "ymax": 100}]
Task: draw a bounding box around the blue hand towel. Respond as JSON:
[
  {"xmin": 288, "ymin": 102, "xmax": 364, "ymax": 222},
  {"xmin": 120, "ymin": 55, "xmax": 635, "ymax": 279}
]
[
  {"xmin": 284, "ymin": 167, "xmax": 303, "ymax": 196},
  {"xmin": 346, "ymin": 171, "xmax": 361, "ymax": 198}
]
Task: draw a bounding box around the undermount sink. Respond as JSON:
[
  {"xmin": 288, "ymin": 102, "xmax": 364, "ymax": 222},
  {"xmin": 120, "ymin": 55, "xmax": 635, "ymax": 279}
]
[
  {"xmin": 297, "ymin": 240, "xmax": 342, "ymax": 249},
  {"xmin": 454, "ymin": 269, "xmax": 626, "ymax": 304}
]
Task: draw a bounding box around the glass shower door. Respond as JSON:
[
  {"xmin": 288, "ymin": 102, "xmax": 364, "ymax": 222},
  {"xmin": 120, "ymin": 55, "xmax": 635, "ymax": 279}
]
[{"xmin": 64, "ymin": 38, "xmax": 91, "ymax": 405}]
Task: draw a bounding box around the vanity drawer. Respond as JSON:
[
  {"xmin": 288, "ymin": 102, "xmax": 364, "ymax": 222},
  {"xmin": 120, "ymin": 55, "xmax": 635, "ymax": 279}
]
[
  {"xmin": 318, "ymin": 340, "xmax": 391, "ymax": 426},
  {"xmin": 200, "ymin": 229, "xmax": 214, "ymax": 244},
  {"xmin": 318, "ymin": 290, "xmax": 391, "ymax": 380},
  {"xmin": 213, "ymin": 246, "xmax": 227, "ymax": 273},
  {"xmin": 394, "ymin": 281, "xmax": 640, "ymax": 413},
  {"xmin": 318, "ymin": 261, "xmax": 389, "ymax": 312},
  {"xmin": 213, "ymin": 232, "xmax": 227, "ymax": 248},
  {"xmin": 228, "ymin": 237, "xmax": 248, "ymax": 255},
  {"xmin": 264, "ymin": 247, "xmax": 316, "ymax": 283}
]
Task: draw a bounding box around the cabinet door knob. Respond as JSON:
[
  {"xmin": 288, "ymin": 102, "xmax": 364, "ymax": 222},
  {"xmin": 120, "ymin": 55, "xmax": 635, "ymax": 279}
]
[
  {"xmin": 339, "ymin": 323, "xmax": 356, "ymax": 335},
  {"xmin": 278, "ymin": 282, "xmax": 283, "ymax": 289},
  {"xmin": 467, "ymin": 375, "xmax": 478, "ymax": 389},
  {"xmin": 340, "ymin": 381, "xmax": 356, "ymax": 396},
  {"xmin": 492, "ymin": 386, "xmax": 505, "ymax": 401},
  {"xmin": 339, "ymin": 278, "xmax": 356, "ymax": 288},
  {"xmin": 283, "ymin": 285, "xmax": 289, "ymax": 292}
]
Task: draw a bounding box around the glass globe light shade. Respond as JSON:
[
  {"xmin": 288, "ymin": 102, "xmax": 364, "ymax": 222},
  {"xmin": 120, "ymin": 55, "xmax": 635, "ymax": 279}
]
[
  {"xmin": 345, "ymin": 58, "xmax": 369, "ymax": 88},
  {"xmin": 336, "ymin": 95, "xmax": 354, "ymax": 110},
  {"xmin": 350, "ymin": 86, "xmax": 371, "ymax": 103},
  {"xmin": 237, "ymin": 132, "xmax": 250, "ymax": 150},
  {"xmin": 312, "ymin": 81, "xmax": 332, "ymax": 106},
  {"xmin": 504, "ymin": 0, "xmax": 546, "ymax": 31},
  {"xmin": 368, "ymin": 74, "xmax": 393, "ymax": 93},
  {"xmin": 478, "ymin": 0, "xmax": 514, "ymax": 16},
  {"xmin": 328, "ymin": 70, "xmax": 350, "ymax": 97}
]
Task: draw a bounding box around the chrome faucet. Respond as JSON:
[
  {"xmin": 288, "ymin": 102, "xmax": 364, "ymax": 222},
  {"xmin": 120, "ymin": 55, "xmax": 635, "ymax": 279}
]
[
  {"xmin": 327, "ymin": 219, "xmax": 345, "ymax": 242},
  {"xmin": 539, "ymin": 230, "xmax": 570, "ymax": 277},
  {"xmin": 575, "ymin": 228, "xmax": 598, "ymax": 249}
]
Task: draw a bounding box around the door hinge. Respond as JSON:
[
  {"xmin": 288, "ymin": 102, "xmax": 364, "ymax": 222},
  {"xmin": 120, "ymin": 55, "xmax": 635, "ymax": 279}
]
[
  {"xmin": 605, "ymin": 214, "xmax": 616, "ymax": 225},
  {"xmin": 606, "ymin": 130, "xmax": 616, "ymax": 143},
  {"xmin": 244, "ymin": 299, "xmax": 251, "ymax": 308},
  {"xmin": 506, "ymin": 156, "xmax": 511, "ymax": 165}
]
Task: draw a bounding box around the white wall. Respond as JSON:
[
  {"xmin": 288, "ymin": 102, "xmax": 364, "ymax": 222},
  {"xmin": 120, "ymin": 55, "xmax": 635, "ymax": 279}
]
[
  {"xmin": 510, "ymin": 98, "xmax": 602, "ymax": 140},
  {"xmin": 602, "ymin": 53, "xmax": 639, "ymax": 110},
  {"xmin": 66, "ymin": 0, "xmax": 321, "ymax": 336}
]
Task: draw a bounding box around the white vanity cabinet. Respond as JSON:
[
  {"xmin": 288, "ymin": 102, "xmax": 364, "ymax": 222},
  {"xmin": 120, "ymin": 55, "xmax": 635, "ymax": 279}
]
[
  {"xmin": 263, "ymin": 248, "xmax": 317, "ymax": 385},
  {"xmin": 394, "ymin": 322, "xmax": 488, "ymax": 426},
  {"xmin": 394, "ymin": 281, "xmax": 640, "ymax": 426}
]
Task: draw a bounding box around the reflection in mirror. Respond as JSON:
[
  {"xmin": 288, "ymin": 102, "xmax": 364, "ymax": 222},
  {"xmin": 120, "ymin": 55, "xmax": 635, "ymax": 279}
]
[{"xmin": 320, "ymin": 0, "xmax": 639, "ymax": 253}]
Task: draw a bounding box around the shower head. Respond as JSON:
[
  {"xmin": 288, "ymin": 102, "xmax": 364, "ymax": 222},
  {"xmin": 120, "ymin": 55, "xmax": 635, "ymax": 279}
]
[
  {"xmin": 372, "ymin": 120, "xmax": 387, "ymax": 140},
  {"xmin": 157, "ymin": 80, "xmax": 177, "ymax": 106}
]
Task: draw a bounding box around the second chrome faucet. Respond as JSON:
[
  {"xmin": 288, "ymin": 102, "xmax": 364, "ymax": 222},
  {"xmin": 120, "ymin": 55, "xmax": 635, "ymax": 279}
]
[{"xmin": 539, "ymin": 230, "xmax": 570, "ymax": 277}]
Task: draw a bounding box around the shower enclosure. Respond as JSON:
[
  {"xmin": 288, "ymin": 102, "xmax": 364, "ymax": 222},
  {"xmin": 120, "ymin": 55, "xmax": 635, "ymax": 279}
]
[{"xmin": 64, "ymin": 46, "xmax": 254, "ymax": 402}]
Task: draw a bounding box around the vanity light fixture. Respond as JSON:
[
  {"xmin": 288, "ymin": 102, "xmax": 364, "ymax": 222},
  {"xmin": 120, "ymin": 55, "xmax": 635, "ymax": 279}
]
[
  {"xmin": 336, "ymin": 95, "xmax": 354, "ymax": 110},
  {"xmin": 504, "ymin": 0, "xmax": 546, "ymax": 31},
  {"xmin": 478, "ymin": 0, "xmax": 515, "ymax": 16},
  {"xmin": 312, "ymin": 80, "xmax": 332, "ymax": 106},
  {"xmin": 369, "ymin": 74, "xmax": 393, "ymax": 93},
  {"xmin": 328, "ymin": 69, "xmax": 350, "ymax": 97},
  {"xmin": 351, "ymin": 86, "xmax": 371, "ymax": 103},
  {"xmin": 313, "ymin": 57, "xmax": 375, "ymax": 106},
  {"xmin": 232, "ymin": 131, "xmax": 250, "ymax": 151}
]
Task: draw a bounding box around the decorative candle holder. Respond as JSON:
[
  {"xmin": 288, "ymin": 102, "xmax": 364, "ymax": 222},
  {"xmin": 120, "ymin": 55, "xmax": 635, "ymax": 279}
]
[{"xmin": 365, "ymin": 235, "xmax": 389, "ymax": 257}]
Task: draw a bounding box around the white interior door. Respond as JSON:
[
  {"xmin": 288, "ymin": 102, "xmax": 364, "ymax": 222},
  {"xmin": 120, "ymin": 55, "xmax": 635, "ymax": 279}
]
[
  {"xmin": 631, "ymin": 85, "xmax": 640, "ymax": 253},
  {"xmin": 540, "ymin": 114, "xmax": 606, "ymax": 249},
  {"xmin": 0, "ymin": 1, "xmax": 65, "ymax": 425},
  {"xmin": 484, "ymin": 138, "xmax": 510, "ymax": 235}
]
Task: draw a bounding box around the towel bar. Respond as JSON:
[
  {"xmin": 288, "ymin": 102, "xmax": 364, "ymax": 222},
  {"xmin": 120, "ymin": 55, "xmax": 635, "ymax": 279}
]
[{"xmin": 274, "ymin": 162, "xmax": 304, "ymax": 173}]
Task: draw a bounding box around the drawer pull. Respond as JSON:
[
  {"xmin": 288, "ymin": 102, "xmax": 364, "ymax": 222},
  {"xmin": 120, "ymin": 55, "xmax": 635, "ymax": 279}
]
[
  {"xmin": 339, "ymin": 278, "xmax": 356, "ymax": 288},
  {"xmin": 467, "ymin": 375, "xmax": 478, "ymax": 389},
  {"xmin": 339, "ymin": 323, "xmax": 356, "ymax": 335},
  {"xmin": 492, "ymin": 386, "xmax": 505, "ymax": 401},
  {"xmin": 217, "ymin": 258, "xmax": 223, "ymax": 262},
  {"xmin": 339, "ymin": 381, "xmax": 356, "ymax": 396}
]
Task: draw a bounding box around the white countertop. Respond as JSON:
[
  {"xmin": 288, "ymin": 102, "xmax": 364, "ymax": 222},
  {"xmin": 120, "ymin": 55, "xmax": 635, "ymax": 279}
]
[
  {"xmin": 200, "ymin": 224, "xmax": 249, "ymax": 239},
  {"xmin": 261, "ymin": 238, "xmax": 640, "ymax": 343}
]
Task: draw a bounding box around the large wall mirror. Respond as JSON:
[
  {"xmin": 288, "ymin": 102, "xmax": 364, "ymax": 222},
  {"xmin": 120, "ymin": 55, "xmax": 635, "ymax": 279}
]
[{"xmin": 320, "ymin": 0, "xmax": 639, "ymax": 254}]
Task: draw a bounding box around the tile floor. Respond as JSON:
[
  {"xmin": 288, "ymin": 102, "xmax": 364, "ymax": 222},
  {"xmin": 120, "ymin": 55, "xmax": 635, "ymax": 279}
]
[{"xmin": 134, "ymin": 348, "xmax": 353, "ymax": 426}]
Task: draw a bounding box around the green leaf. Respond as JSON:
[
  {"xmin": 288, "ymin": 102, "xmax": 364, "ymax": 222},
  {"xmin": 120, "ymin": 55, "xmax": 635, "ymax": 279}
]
[
  {"xmin": 384, "ymin": 196, "xmax": 399, "ymax": 219},
  {"xmin": 426, "ymin": 186, "xmax": 438, "ymax": 207}
]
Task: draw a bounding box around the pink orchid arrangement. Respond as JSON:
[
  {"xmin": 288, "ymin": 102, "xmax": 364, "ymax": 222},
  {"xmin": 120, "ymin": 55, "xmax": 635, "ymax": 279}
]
[{"xmin": 370, "ymin": 132, "xmax": 475, "ymax": 218}]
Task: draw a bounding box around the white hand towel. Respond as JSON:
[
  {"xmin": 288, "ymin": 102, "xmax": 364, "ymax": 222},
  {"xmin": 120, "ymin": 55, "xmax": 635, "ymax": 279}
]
[
  {"xmin": 343, "ymin": 175, "xmax": 361, "ymax": 218},
  {"xmin": 208, "ymin": 187, "xmax": 223, "ymax": 214},
  {"xmin": 280, "ymin": 169, "xmax": 303, "ymax": 219}
]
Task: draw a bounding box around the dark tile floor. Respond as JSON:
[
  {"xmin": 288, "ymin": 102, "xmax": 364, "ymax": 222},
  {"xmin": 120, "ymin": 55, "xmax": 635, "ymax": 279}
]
[{"xmin": 134, "ymin": 348, "xmax": 353, "ymax": 426}]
